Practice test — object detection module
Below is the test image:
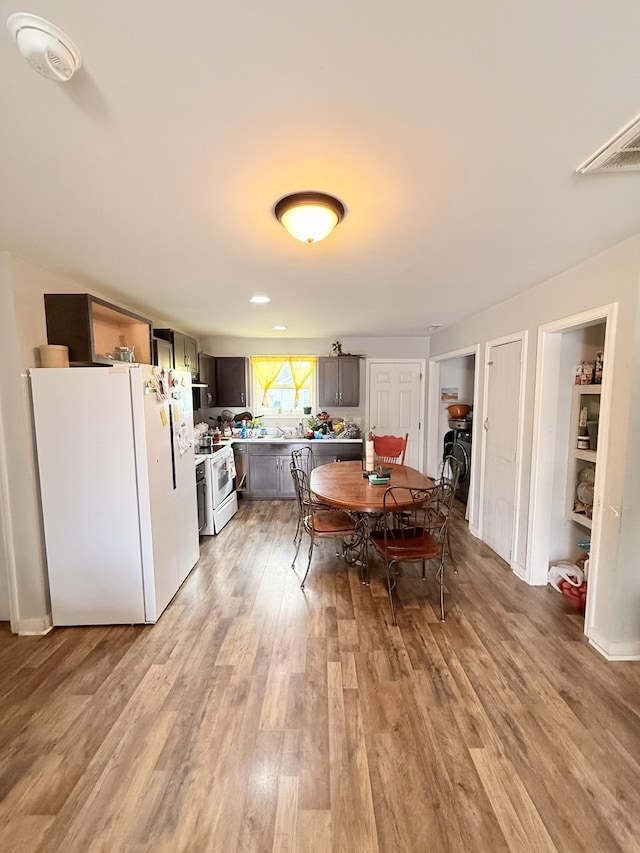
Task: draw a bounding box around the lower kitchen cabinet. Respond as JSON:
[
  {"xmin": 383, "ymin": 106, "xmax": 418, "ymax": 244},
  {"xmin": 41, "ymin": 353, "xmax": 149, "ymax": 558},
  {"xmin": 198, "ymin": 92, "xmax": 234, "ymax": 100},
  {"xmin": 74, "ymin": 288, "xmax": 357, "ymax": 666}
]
[
  {"xmin": 246, "ymin": 453, "xmax": 295, "ymax": 499},
  {"xmin": 244, "ymin": 441, "xmax": 362, "ymax": 499}
]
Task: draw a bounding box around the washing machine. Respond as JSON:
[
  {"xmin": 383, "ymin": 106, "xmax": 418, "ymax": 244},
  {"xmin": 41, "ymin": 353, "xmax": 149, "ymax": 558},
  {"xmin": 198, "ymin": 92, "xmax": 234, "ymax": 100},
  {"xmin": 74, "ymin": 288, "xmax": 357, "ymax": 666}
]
[{"xmin": 443, "ymin": 429, "xmax": 472, "ymax": 504}]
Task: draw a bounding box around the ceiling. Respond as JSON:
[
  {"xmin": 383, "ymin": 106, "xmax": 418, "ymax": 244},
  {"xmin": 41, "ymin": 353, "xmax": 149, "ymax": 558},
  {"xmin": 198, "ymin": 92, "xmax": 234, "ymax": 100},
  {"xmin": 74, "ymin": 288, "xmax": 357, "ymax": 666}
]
[{"xmin": 1, "ymin": 2, "xmax": 640, "ymax": 340}]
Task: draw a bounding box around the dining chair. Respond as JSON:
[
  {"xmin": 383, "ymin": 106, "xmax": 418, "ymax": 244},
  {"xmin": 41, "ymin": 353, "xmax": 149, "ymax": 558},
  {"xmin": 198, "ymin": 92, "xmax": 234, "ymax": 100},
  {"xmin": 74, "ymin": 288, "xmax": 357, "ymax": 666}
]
[
  {"xmin": 369, "ymin": 478, "xmax": 457, "ymax": 624},
  {"xmin": 289, "ymin": 463, "xmax": 359, "ymax": 588},
  {"xmin": 372, "ymin": 433, "xmax": 408, "ymax": 465},
  {"xmin": 290, "ymin": 445, "xmax": 323, "ymax": 548}
]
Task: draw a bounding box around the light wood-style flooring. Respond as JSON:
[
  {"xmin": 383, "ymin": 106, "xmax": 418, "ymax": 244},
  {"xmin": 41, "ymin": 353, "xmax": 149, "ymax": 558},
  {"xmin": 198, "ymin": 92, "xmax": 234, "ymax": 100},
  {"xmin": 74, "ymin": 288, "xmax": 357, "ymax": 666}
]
[{"xmin": 1, "ymin": 499, "xmax": 640, "ymax": 852}]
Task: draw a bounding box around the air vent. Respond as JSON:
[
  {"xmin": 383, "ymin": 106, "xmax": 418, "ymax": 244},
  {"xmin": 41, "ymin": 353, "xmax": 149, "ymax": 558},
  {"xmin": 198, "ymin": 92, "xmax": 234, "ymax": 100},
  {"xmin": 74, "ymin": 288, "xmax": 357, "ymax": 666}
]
[{"xmin": 576, "ymin": 113, "xmax": 640, "ymax": 174}]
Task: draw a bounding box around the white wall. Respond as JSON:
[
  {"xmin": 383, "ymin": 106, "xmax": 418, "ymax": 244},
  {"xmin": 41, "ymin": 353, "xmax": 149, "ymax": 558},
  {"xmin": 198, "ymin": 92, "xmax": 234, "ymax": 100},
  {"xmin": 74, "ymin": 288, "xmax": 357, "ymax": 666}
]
[
  {"xmin": 0, "ymin": 253, "xmax": 87, "ymax": 631},
  {"xmin": 198, "ymin": 335, "xmax": 429, "ymax": 431},
  {"xmin": 429, "ymin": 234, "xmax": 640, "ymax": 652}
]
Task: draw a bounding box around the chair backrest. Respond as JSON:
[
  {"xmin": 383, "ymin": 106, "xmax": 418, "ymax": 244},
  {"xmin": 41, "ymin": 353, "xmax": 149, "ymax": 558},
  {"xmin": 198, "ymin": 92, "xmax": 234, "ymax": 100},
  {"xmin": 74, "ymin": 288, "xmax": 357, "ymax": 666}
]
[
  {"xmin": 291, "ymin": 445, "xmax": 314, "ymax": 477},
  {"xmin": 290, "ymin": 462, "xmax": 313, "ymax": 518},
  {"xmin": 441, "ymin": 453, "xmax": 462, "ymax": 495},
  {"xmin": 372, "ymin": 433, "xmax": 408, "ymax": 465},
  {"xmin": 380, "ymin": 485, "xmax": 437, "ymax": 538}
]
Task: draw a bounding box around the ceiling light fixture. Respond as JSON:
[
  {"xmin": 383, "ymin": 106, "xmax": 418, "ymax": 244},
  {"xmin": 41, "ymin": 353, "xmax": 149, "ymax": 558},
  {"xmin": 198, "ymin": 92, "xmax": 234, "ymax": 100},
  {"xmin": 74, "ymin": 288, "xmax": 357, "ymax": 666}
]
[
  {"xmin": 274, "ymin": 192, "xmax": 345, "ymax": 244},
  {"xmin": 249, "ymin": 294, "xmax": 270, "ymax": 304},
  {"xmin": 272, "ymin": 325, "xmax": 287, "ymax": 331}
]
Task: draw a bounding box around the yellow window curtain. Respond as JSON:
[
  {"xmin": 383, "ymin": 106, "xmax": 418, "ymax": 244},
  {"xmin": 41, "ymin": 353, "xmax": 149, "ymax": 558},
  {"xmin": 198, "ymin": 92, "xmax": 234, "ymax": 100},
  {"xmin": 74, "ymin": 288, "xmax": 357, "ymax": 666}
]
[
  {"xmin": 251, "ymin": 356, "xmax": 287, "ymax": 407},
  {"xmin": 289, "ymin": 357, "xmax": 316, "ymax": 407}
]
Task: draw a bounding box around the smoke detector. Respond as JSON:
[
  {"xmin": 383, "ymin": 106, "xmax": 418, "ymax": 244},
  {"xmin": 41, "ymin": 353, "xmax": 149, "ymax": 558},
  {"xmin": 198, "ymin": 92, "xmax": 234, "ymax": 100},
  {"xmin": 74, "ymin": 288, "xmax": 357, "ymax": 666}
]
[{"xmin": 7, "ymin": 13, "xmax": 82, "ymax": 82}]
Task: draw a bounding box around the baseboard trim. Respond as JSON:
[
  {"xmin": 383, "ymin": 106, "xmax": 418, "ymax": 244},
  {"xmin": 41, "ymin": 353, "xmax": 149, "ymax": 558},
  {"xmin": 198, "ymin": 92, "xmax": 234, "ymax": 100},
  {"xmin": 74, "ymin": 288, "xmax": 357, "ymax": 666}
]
[
  {"xmin": 18, "ymin": 615, "xmax": 53, "ymax": 636},
  {"xmin": 512, "ymin": 562, "xmax": 527, "ymax": 581},
  {"xmin": 588, "ymin": 631, "xmax": 640, "ymax": 661}
]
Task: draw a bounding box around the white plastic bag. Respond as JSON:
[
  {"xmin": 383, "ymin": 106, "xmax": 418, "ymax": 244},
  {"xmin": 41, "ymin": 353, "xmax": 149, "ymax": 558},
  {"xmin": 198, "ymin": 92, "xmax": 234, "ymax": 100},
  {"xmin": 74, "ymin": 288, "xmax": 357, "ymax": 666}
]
[{"xmin": 547, "ymin": 561, "xmax": 584, "ymax": 593}]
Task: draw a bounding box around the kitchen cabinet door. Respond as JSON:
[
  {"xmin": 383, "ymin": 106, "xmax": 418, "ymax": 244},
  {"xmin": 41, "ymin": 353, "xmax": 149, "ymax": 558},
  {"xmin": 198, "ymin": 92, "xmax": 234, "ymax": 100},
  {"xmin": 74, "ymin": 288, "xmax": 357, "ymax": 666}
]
[
  {"xmin": 246, "ymin": 454, "xmax": 280, "ymax": 498},
  {"xmin": 215, "ymin": 357, "xmax": 248, "ymax": 408},
  {"xmin": 197, "ymin": 353, "xmax": 216, "ymax": 408},
  {"xmin": 277, "ymin": 454, "xmax": 297, "ymax": 497},
  {"xmin": 184, "ymin": 336, "xmax": 198, "ymax": 375},
  {"xmin": 153, "ymin": 337, "xmax": 173, "ymax": 371},
  {"xmin": 319, "ymin": 357, "xmax": 340, "ymax": 407},
  {"xmin": 318, "ymin": 356, "xmax": 360, "ymax": 407},
  {"xmin": 154, "ymin": 329, "xmax": 198, "ymax": 376},
  {"xmin": 337, "ymin": 356, "xmax": 360, "ymax": 406}
]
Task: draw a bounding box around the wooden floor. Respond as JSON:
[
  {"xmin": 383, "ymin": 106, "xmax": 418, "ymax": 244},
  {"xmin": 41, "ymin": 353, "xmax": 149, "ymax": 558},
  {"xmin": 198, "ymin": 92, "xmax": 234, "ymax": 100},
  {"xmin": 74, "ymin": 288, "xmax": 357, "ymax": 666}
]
[{"xmin": 1, "ymin": 500, "xmax": 640, "ymax": 852}]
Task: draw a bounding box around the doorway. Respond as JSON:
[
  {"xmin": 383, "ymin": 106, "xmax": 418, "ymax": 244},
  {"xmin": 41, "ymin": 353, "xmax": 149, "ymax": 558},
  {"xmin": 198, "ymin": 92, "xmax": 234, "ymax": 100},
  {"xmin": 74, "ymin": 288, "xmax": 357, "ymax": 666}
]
[
  {"xmin": 367, "ymin": 360, "xmax": 425, "ymax": 471},
  {"xmin": 528, "ymin": 304, "xmax": 615, "ymax": 647},
  {"xmin": 427, "ymin": 346, "xmax": 479, "ymax": 533}
]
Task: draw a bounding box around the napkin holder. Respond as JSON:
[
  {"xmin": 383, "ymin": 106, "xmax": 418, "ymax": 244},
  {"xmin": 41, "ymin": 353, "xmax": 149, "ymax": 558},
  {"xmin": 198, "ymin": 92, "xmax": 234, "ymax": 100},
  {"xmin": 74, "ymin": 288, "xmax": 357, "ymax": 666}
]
[{"xmin": 368, "ymin": 473, "xmax": 391, "ymax": 485}]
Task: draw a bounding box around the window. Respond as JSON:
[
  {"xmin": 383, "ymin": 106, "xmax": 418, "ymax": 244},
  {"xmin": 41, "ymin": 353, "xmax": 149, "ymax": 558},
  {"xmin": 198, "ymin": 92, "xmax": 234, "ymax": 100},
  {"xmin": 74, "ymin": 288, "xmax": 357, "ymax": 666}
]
[{"xmin": 251, "ymin": 356, "xmax": 316, "ymax": 415}]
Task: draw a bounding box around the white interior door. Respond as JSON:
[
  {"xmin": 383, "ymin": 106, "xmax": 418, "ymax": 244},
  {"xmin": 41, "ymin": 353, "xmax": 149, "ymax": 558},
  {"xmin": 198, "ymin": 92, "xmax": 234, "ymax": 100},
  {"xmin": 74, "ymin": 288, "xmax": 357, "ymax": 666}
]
[
  {"xmin": 368, "ymin": 361, "xmax": 424, "ymax": 470},
  {"xmin": 482, "ymin": 340, "xmax": 522, "ymax": 563}
]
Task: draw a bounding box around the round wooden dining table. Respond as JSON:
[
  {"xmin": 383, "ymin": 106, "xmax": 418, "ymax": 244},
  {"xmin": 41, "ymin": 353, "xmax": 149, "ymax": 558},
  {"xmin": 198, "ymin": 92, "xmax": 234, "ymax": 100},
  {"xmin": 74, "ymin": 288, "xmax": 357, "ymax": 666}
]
[{"xmin": 310, "ymin": 460, "xmax": 435, "ymax": 514}]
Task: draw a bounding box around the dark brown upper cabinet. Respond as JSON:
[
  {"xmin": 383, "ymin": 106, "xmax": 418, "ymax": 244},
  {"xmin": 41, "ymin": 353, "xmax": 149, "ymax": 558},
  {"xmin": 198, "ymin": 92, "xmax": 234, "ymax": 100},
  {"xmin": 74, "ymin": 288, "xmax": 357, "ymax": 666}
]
[
  {"xmin": 44, "ymin": 293, "xmax": 152, "ymax": 366},
  {"xmin": 318, "ymin": 356, "xmax": 360, "ymax": 407}
]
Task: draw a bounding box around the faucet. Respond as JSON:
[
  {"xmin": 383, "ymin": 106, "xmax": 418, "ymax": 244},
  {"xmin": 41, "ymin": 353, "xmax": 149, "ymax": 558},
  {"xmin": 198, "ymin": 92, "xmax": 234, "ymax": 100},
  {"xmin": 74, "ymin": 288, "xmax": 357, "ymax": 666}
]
[{"xmin": 275, "ymin": 425, "xmax": 286, "ymax": 436}]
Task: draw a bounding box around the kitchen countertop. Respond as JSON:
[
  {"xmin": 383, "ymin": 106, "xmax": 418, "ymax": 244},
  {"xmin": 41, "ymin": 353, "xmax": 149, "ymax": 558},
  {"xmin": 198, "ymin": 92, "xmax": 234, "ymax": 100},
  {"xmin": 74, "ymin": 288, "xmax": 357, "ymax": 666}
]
[
  {"xmin": 195, "ymin": 437, "xmax": 362, "ymax": 464},
  {"xmin": 227, "ymin": 437, "xmax": 362, "ymax": 444}
]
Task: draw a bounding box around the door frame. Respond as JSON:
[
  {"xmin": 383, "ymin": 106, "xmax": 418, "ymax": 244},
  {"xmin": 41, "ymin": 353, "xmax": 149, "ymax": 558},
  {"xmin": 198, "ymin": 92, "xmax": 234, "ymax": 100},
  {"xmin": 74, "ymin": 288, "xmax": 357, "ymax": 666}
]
[
  {"xmin": 527, "ymin": 304, "xmax": 617, "ymax": 641},
  {"xmin": 366, "ymin": 358, "xmax": 426, "ymax": 473},
  {"xmin": 479, "ymin": 330, "xmax": 528, "ymax": 577},
  {"xmin": 0, "ymin": 403, "xmax": 19, "ymax": 633},
  {"xmin": 427, "ymin": 345, "xmax": 480, "ymax": 534}
]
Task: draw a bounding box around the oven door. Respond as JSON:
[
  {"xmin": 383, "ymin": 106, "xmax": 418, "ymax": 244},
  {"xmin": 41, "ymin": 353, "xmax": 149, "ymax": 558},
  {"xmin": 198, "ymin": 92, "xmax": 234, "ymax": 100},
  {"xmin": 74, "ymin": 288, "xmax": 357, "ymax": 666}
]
[
  {"xmin": 211, "ymin": 451, "xmax": 235, "ymax": 508},
  {"xmin": 195, "ymin": 462, "xmax": 207, "ymax": 532}
]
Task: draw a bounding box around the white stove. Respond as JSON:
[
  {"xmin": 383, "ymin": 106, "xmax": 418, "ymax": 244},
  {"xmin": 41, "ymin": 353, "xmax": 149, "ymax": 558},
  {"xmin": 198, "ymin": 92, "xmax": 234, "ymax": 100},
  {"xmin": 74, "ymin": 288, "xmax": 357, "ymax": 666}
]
[{"xmin": 198, "ymin": 443, "xmax": 238, "ymax": 534}]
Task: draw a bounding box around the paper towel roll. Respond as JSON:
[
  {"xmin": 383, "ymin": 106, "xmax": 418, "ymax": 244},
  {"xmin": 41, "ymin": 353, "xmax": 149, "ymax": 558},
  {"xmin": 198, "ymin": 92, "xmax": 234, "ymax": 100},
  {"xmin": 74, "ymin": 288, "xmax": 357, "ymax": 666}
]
[{"xmin": 365, "ymin": 440, "xmax": 375, "ymax": 471}]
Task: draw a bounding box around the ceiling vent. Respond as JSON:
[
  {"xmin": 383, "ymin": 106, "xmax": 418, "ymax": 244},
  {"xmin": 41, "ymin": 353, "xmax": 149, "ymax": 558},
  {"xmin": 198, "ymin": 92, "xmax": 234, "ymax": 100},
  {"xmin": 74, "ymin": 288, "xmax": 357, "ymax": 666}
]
[
  {"xmin": 576, "ymin": 114, "xmax": 640, "ymax": 174},
  {"xmin": 7, "ymin": 13, "xmax": 82, "ymax": 82}
]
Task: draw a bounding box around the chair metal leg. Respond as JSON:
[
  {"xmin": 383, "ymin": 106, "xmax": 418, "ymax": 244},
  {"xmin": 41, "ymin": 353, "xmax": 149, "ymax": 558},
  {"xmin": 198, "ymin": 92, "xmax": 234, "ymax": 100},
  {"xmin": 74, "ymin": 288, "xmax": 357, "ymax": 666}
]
[
  {"xmin": 291, "ymin": 530, "xmax": 303, "ymax": 570},
  {"xmin": 446, "ymin": 526, "xmax": 457, "ymax": 574},
  {"xmin": 387, "ymin": 558, "xmax": 397, "ymax": 625},
  {"xmin": 300, "ymin": 535, "xmax": 314, "ymax": 588},
  {"xmin": 438, "ymin": 555, "xmax": 446, "ymax": 622}
]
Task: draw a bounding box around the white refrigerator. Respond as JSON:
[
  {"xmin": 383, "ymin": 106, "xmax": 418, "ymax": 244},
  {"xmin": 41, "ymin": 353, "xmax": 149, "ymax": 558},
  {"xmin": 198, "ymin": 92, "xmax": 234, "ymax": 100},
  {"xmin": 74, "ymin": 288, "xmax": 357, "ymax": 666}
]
[{"xmin": 30, "ymin": 365, "xmax": 200, "ymax": 625}]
